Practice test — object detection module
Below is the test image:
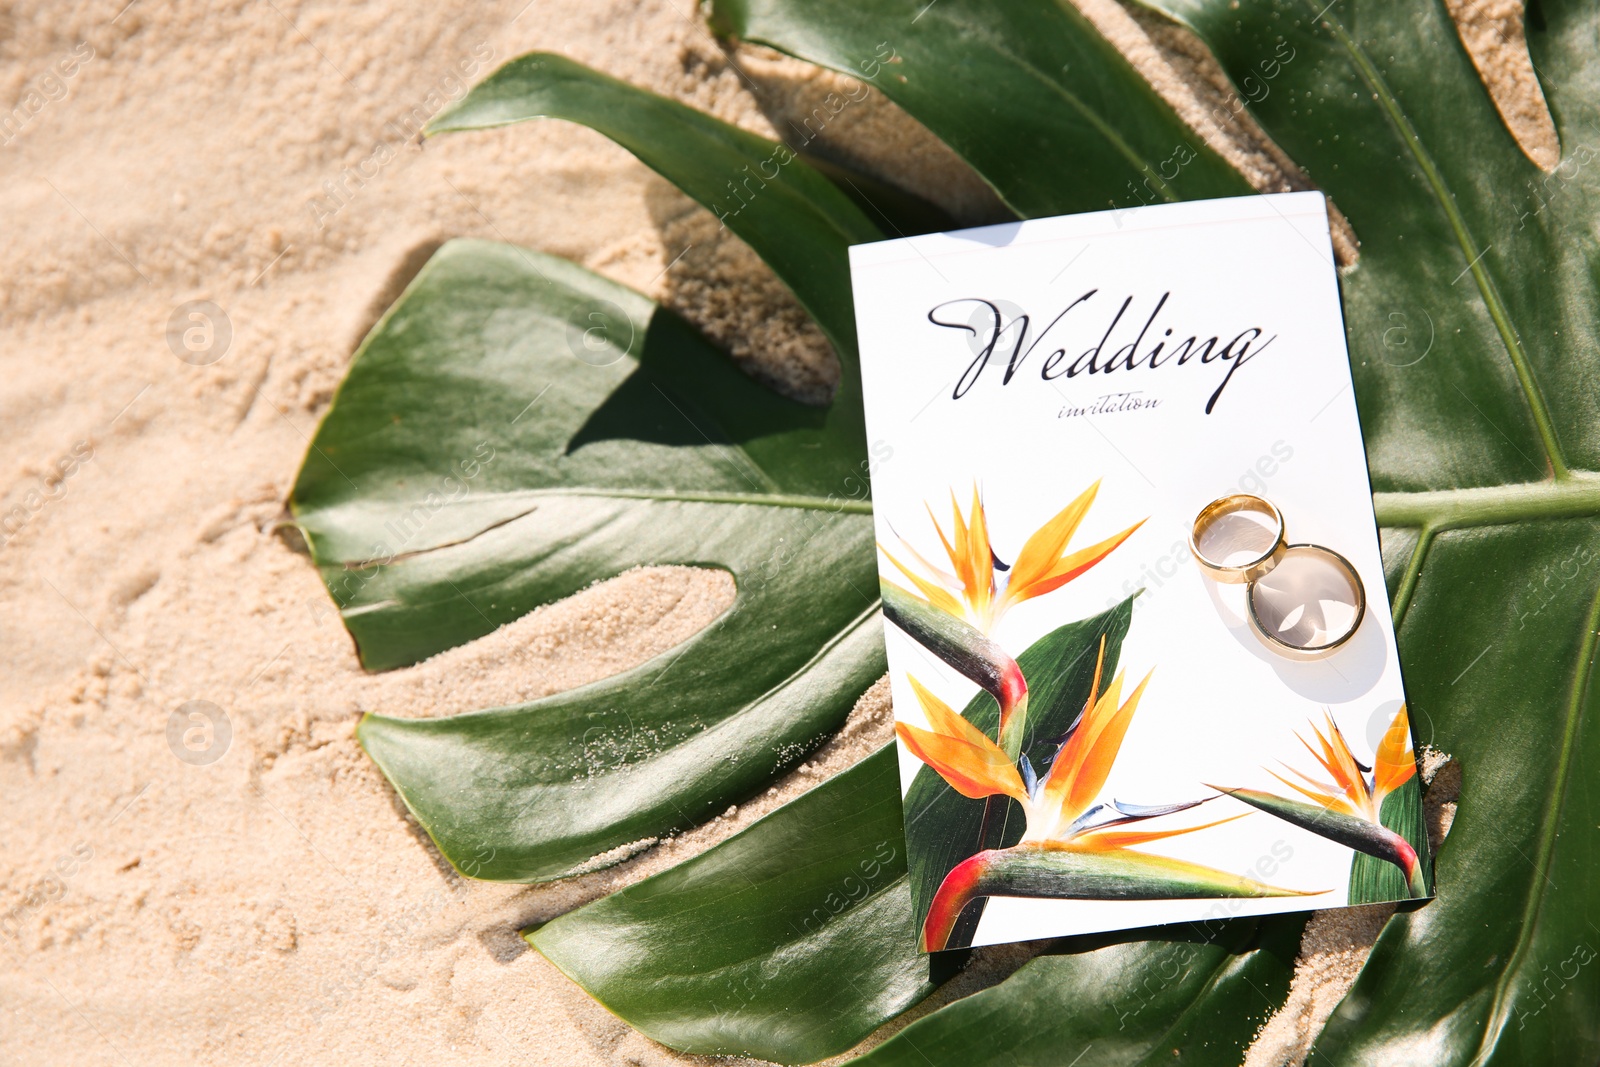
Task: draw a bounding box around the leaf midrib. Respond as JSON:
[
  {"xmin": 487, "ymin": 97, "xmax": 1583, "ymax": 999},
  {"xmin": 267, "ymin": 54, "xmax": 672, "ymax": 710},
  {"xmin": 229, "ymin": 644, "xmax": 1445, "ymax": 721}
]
[
  {"xmin": 1472, "ymin": 579, "xmax": 1600, "ymax": 1057},
  {"xmin": 1374, "ymin": 472, "xmax": 1600, "ymax": 530},
  {"xmin": 1312, "ymin": 0, "xmax": 1569, "ymax": 478},
  {"xmin": 1375, "ymin": 480, "xmax": 1600, "ymax": 1061},
  {"xmin": 311, "ymin": 487, "xmax": 874, "ymax": 570},
  {"xmin": 325, "ymin": 473, "xmax": 1587, "ymax": 588},
  {"xmin": 510, "ymin": 486, "xmax": 876, "ymax": 513},
  {"xmin": 1377, "ymin": 474, "xmax": 1600, "ymax": 623}
]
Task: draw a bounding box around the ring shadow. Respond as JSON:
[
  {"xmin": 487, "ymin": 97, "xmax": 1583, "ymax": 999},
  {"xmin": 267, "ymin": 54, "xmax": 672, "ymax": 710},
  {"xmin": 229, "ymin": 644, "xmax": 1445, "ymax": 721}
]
[{"xmin": 1200, "ymin": 575, "xmax": 1388, "ymax": 702}]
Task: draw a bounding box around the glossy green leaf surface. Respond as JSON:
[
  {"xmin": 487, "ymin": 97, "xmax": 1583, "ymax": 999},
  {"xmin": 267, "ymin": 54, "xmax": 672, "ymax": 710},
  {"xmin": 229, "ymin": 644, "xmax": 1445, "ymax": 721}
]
[
  {"xmin": 791, "ymin": 150, "xmax": 958, "ymax": 236},
  {"xmin": 426, "ymin": 52, "xmax": 882, "ymax": 379},
  {"xmin": 292, "ymin": 240, "xmax": 884, "ymax": 879},
  {"xmin": 844, "ymin": 915, "xmax": 1306, "ymax": 1067},
  {"xmin": 710, "ymin": 0, "xmax": 1253, "ymax": 218},
  {"xmin": 530, "ymin": 747, "xmax": 934, "ymax": 1064},
  {"xmin": 1131, "ymin": 0, "xmax": 1600, "ymax": 1060},
  {"xmin": 902, "ymin": 595, "xmax": 1134, "ymax": 949}
]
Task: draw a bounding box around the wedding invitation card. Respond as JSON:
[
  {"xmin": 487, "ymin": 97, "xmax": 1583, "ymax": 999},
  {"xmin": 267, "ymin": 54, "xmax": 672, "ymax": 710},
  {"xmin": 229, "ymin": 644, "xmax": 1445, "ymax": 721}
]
[{"xmin": 850, "ymin": 192, "xmax": 1432, "ymax": 951}]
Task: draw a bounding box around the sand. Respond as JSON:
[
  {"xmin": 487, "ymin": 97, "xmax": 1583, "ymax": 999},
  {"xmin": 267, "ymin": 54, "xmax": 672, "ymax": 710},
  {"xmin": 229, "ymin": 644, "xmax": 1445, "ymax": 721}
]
[{"xmin": 0, "ymin": 1, "xmax": 1533, "ymax": 1064}]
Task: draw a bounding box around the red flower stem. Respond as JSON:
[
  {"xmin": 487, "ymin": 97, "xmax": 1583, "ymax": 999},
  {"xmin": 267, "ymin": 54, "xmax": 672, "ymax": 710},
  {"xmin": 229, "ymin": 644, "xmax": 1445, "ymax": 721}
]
[
  {"xmin": 923, "ymin": 851, "xmax": 993, "ymax": 952},
  {"xmin": 1391, "ymin": 834, "xmax": 1427, "ymax": 898},
  {"xmin": 995, "ymin": 664, "xmax": 1029, "ymax": 758}
]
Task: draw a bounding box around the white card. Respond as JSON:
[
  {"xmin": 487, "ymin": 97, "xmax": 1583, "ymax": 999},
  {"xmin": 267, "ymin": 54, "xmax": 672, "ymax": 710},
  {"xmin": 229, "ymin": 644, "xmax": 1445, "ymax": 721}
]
[{"xmin": 850, "ymin": 192, "xmax": 1432, "ymax": 951}]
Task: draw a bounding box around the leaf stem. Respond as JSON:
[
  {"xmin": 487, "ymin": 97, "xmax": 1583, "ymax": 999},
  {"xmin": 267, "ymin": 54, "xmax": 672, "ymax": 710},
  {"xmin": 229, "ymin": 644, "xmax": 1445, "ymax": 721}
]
[
  {"xmin": 1374, "ymin": 473, "xmax": 1600, "ymax": 531},
  {"xmin": 1390, "ymin": 524, "xmax": 1435, "ymax": 628}
]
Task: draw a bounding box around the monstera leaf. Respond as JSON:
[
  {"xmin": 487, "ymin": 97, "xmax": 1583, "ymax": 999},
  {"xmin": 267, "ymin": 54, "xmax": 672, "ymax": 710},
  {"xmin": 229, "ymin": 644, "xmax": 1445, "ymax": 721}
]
[
  {"xmin": 1130, "ymin": 1, "xmax": 1600, "ymax": 1062},
  {"xmin": 529, "ymin": 746, "xmax": 935, "ymax": 1064},
  {"xmin": 536, "ymin": 740, "xmax": 1305, "ymax": 1066},
  {"xmin": 424, "ymin": 53, "xmax": 885, "ymax": 367},
  {"xmin": 713, "ymin": 1, "xmax": 1600, "ymax": 1059},
  {"xmin": 845, "ymin": 915, "xmax": 1306, "ymax": 1067},
  {"xmin": 291, "ymin": 57, "xmax": 903, "ymax": 880},
  {"xmin": 710, "ymin": 0, "xmax": 1255, "ymax": 216},
  {"xmin": 293, "ymin": 239, "xmax": 885, "ymax": 879},
  {"xmin": 290, "ymin": 0, "xmax": 1600, "ymax": 1060}
]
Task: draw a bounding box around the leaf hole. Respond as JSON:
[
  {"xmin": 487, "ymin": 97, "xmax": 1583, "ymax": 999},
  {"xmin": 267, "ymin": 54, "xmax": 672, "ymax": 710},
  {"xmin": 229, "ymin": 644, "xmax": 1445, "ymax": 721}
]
[{"xmin": 1444, "ymin": 0, "xmax": 1561, "ymax": 171}]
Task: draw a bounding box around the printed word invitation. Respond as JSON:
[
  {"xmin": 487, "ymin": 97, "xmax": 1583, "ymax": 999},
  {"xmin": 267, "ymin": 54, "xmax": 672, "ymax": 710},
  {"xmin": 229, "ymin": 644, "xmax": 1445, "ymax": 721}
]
[{"xmin": 850, "ymin": 192, "xmax": 1433, "ymax": 951}]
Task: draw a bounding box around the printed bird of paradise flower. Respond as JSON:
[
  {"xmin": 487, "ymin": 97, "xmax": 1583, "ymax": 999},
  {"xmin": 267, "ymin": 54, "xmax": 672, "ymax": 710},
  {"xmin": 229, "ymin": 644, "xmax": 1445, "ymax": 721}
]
[
  {"xmin": 881, "ymin": 480, "xmax": 1144, "ymax": 635},
  {"xmin": 897, "ymin": 639, "xmax": 1313, "ymax": 952},
  {"xmin": 880, "ymin": 481, "xmax": 1144, "ymax": 758},
  {"xmin": 1208, "ymin": 706, "xmax": 1431, "ymax": 901}
]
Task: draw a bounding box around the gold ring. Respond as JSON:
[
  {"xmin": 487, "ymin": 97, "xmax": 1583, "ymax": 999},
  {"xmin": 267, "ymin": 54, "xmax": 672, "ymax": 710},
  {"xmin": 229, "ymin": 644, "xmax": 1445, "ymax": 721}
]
[
  {"xmin": 1245, "ymin": 543, "xmax": 1366, "ymax": 658},
  {"xmin": 1191, "ymin": 496, "xmax": 1368, "ymax": 659},
  {"xmin": 1189, "ymin": 494, "xmax": 1287, "ymax": 584}
]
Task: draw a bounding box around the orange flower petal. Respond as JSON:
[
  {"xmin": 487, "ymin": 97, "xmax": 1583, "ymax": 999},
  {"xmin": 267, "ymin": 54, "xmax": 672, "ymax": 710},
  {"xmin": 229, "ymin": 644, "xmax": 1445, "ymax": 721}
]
[
  {"xmin": 896, "ymin": 722, "xmax": 1025, "ymax": 802},
  {"xmin": 1041, "ymin": 653, "xmax": 1153, "ymax": 825},
  {"xmin": 925, "ymin": 502, "xmax": 963, "ymax": 581},
  {"xmin": 1265, "ymin": 768, "xmax": 1360, "ymax": 819},
  {"xmin": 1321, "ymin": 713, "xmax": 1369, "ymax": 795},
  {"xmin": 1298, "ymin": 724, "xmax": 1368, "ymax": 811},
  {"xmin": 895, "ymin": 530, "xmax": 961, "ymax": 591},
  {"xmin": 1277, "ymin": 761, "xmax": 1349, "ymax": 800},
  {"xmin": 1073, "ymin": 812, "xmax": 1248, "ymax": 851},
  {"xmin": 1038, "ymin": 640, "xmax": 1108, "ymax": 811},
  {"xmin": 1373, "ymin": 705, "xmax": 1417, "ymax": 799},
  {"xmin": 1298, "ymin": 732, "xmax": 1344, "ymax": 784},
  {"xmin": 878, "ymin": 549, "xmax": 966, "ymax": 620},
  {"xmin": 907, "ymin": 675, "xmax": 983, "ymax": 740},
  {"xmin": 1064, "ymin": 670, "xmax": 1152, "ymax": 819},
  {"xmin": 944, "ymin": 486, "xmax": 994, "ymax": 622},
  {"xmin": 1005, "ymin": 520, "xmax": 1147, "ymax": 607},
  {"xmin": 1006, "ymin": 481, "xmax": 1100, "ymax": 594},
  {"xmin": 948, "ymin": 490, "xmax": 975, "ymax": 598},
  {"xmin": 896, "ymin": 676, "xmax": 1027, "ymax": 802},
  {"xmin": 1085, "ymin": 635, "xmax": 1106, "ymax": 724}
]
